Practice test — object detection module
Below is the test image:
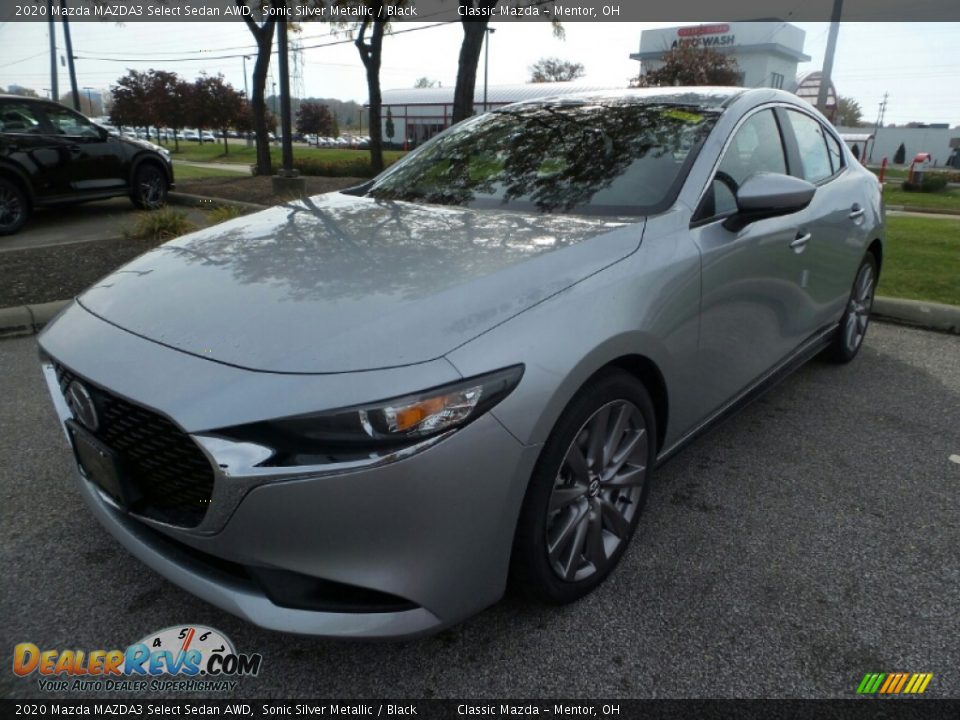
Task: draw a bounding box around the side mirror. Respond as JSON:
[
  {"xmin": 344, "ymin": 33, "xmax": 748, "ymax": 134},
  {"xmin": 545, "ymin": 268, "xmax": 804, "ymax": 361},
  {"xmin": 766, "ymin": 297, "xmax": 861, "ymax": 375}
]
[{"xmin": 723, "ymin": 172, "xmax": 816, "ymax": 232}]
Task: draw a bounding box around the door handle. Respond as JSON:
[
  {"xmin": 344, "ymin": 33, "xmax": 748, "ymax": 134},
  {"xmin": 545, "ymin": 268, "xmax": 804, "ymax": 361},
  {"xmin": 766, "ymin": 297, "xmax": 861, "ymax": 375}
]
[
  {"xmin": 849, "ymin": 204, "xmax": 865, "ymax": 220},
  {"xmin": 790, "ymin": 231, "xmax": 811, "ymax": 252}
]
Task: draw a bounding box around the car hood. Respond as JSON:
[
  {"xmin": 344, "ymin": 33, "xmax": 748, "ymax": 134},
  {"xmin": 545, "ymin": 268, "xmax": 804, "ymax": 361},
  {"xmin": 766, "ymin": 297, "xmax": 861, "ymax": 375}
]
[{"xmin": 78, "ymin": 193, "xmax": 642, "ymax": 373}]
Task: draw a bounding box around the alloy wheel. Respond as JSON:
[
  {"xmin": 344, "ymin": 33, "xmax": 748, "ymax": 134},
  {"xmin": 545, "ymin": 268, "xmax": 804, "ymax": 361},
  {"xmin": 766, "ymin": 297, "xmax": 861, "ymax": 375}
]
[
  {"xmin": 0, "ymin": 186, "xmax": 23, "ymax": 230},
  {"xmin": 545, "ymin": 399, "xmax": 648, "ymax": 582},
  {"xmin": 139, "ymin": 169, "xmax": 165, "ymax": 208},
  {"xmin": 844, "ymin": 262, "xmax": 874, "ymax": 353}
]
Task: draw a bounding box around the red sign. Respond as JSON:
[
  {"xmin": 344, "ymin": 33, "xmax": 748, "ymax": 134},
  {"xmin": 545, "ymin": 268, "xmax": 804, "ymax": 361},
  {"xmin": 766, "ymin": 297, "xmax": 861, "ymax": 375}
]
[{"xmin": 678, "ymin": 24, "xmax": 731, "ymax": 37}]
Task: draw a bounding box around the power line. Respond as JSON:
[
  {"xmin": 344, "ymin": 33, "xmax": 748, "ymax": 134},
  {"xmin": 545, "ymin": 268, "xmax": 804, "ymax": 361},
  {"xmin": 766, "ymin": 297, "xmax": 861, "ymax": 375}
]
[{"xmin": 72, "ymin": 21, "xmax": 455, "ymax": 63}]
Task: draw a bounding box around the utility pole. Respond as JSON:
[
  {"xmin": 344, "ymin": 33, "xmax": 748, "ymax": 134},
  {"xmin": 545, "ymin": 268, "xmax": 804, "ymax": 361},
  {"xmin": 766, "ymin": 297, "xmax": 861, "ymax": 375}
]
[
  {"xmin": 242, "ymin": 56, "xmax": 250, "ymax": 102},
  {"xmin": 47, "ymin": 1, "xmax": 58, "ymax": 102},
  {"xmin": 483, "ymin": 27, "xmax": 496, "ymax": 113},
  {"xmin": 60, "ymin": 0, "xmax": 80, "ymax": 111},
  {"xmin": 869, "ymin": 92, "xmax": 888, "ymax": 163},
  {"xmin": 816, "ymin": 0, "xmax": 843, "ymax": 117},
  {"xmin": 276, "ymin": 19, "xmax": 295, "ymax": 176}
]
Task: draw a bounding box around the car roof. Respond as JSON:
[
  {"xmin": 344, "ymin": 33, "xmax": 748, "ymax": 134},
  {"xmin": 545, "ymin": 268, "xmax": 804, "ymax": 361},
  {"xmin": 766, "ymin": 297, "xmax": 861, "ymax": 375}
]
[{"xmin": 502, "ymin": 86, "xmax": 747, "ymax": 110}]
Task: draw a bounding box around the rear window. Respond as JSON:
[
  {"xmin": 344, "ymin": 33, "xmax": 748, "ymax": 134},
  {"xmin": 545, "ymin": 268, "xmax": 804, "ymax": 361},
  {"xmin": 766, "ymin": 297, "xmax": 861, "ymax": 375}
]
[{"xmin": 367, "ymin": 102, "xmax": 720, "ymax": 216}]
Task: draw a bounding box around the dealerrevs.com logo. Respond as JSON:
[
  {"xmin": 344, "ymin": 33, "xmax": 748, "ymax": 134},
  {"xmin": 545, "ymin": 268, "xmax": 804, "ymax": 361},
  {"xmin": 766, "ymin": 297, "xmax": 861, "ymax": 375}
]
[{"xmin": 13, "ymin": 625, "xmax": 263, "ymax": 693}]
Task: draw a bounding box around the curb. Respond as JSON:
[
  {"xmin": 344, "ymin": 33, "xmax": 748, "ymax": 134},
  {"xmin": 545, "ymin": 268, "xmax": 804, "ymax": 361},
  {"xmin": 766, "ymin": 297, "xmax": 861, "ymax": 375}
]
[
  {"xmin": 871, "ymin": 297, "xmax": 960, "ymax": 335},
  {"xmin": 0, "ymin": 299, "xmax": 71, "ymax": 339},
  {"xmin": 886, "ymin": 204, "xmax": 960, "ymax": 217},
  {"xmin": 167, "ymin": 192, "xmax": 268, "ymax": 213},
  {"xmin": 2, "ymin": 296, "xmax": 958, "ymax": 341}
]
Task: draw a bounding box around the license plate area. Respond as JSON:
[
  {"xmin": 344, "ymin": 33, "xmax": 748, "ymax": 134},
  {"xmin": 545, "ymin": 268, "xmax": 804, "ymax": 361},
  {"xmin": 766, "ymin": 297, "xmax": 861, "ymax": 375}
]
[{"xmin": 66, "ymin": 420, "xmax": 127, "ymax": 508}]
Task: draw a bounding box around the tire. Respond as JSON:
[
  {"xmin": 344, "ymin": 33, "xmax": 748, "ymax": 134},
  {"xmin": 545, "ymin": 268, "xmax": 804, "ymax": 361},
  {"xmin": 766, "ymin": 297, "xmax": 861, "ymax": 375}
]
[
  {"xmin": 0, "ymin": 177, "xmax": 30, "ymax": 236},
  {"xmin": 511, "ymin": 370, "xmax": 657, "ymax": 604},
  {"xmin": 131, "ymin": 163, "xmax": 168, "ymax": 210},
  {"xmin": 826, "ymin": 253, "xmax": 877, "ymax": 364}
]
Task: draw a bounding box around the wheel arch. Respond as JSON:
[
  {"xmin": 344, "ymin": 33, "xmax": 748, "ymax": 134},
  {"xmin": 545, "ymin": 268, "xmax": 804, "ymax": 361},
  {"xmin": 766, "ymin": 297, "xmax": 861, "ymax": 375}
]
[
  {"xmin": 0, "ymin": 162, "xmax": 35, "ymax": 208},
  {"xmin": 599, "ymin": 355, "xmax": 669, "ymax": 453},
  {"xmin": 128, "ymin": 154, "xmax": 173, "ymax": 188},
  {"xmin": 867, "ymin": 238, "xmax": 883, "ymax": 276}
]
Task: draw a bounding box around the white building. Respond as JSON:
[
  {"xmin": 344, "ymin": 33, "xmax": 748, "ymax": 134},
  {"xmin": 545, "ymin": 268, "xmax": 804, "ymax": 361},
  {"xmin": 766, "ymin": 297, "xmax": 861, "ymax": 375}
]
[
  {"xmin": 379, "ymin": 83, "xmax": 617, "ymax": 148},
  {"xmin": 630, "ymin": 22, "xmax": 811, "ymax": 91}
]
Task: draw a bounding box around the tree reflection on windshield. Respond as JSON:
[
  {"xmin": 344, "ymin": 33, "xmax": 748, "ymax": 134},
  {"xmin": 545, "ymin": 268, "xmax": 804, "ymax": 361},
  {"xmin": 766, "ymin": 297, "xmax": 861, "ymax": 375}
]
[{"xmin": 367, "ymin": 100, "xmax": 720, "ymax": 216}]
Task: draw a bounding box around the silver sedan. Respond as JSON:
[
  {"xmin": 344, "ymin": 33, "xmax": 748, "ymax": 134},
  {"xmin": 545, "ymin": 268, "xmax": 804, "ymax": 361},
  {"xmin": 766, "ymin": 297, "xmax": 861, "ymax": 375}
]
[{"xmin": 39, "ymin": 87, "xmax": 884, "ymax": 638}]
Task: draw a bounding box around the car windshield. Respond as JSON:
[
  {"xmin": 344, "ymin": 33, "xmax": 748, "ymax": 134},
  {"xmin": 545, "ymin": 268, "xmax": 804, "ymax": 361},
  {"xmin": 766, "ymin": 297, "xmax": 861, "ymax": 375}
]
[{"xmin": 366, "ymin": 100, "xmax": 721, "ymax": 216}]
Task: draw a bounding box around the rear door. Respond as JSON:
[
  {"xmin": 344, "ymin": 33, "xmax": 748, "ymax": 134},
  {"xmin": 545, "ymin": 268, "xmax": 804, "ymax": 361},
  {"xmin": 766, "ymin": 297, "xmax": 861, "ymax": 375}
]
[
  {"xmin": 37, "ymin": 104, "xmax": 127, "ymax": 194},
  {"xmin": 689, "ymin": 107, "xmax": 813, "ymax": 417},
  {"xmin": 0, "ymin": 99, "xmax": 72, "ymax": 197},
  {"xmin": 778, "ymin": 108, "xmax": 870, "ymax": 329}
]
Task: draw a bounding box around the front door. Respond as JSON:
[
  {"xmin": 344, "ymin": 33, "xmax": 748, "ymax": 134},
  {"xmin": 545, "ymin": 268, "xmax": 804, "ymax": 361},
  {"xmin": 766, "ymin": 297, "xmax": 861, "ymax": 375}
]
[
  {"xmin": 689, "ymin": 107, "xmax": 813, "ymax": 418},
  {"xmin": 37, "ymin": 104, "xmax": 127, "ymax": 195}
]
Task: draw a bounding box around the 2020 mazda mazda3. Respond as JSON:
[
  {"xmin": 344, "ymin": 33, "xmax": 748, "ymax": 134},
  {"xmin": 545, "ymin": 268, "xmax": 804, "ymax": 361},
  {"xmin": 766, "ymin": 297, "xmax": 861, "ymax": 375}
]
[{"xmin": 39, "ymin": 88, "xmax": 884, "ymax": 638}]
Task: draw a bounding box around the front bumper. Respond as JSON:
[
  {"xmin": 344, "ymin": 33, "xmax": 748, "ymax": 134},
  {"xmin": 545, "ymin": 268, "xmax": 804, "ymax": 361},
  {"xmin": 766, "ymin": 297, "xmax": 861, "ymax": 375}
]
[{"xmin": 40, "ymin": 303, "xmax": 541, "ymax": 639}]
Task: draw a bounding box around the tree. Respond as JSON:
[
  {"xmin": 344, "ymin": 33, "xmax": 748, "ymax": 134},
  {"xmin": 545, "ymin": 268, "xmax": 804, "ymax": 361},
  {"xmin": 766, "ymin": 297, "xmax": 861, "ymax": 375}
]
[
  {"xmin": 836, "ymin": 96, "xmax": 863, "ymax": 127},
  {"xmin": 235, "ymin": 2, "xmax": 278, "ymax": 174},
  {"xmin": 296, "ymin": 102, "xmax": 336, "ymax": 137},
  {"xmin": 894, "ymin": 142, "xmax": 906, "ymax": 164},
  {"xmin": 528, "ymin": 58, "xmax": 585, "ymax": 83},
  {"xmin": 452, "ymin": 5, "xmax": 562, "ymax": 123},
  {"xmin": 150, "ymin": 71, "xmax": 191, "ymax": 151},
  {"xmin": 350, "ymin": 1, "xmax": 392, "ymax": 173},
  {"xmin": 635, "ymin": 45, "xmax": 740, "ymax": 87},
  {"xmin": 61, "ymin": 91, "xmax": 102, "ymax": 116},
  {"xmin": 7, "ymin": 85, "xmax": 41, "ymax": 98},
  {"xmin": 385, "ymin": 106, "xmax": 395, "ymax": 143},
  {"xmin": 109, "ymin": 70, "xmax": 153, "ymax": 131},
  {"xmin": 414, "ymin": 77, "xmax": 437, "ymax": 88},
  {"xmin": 191, "ymin": 74, "xmax": 246, "ymax": 153}
]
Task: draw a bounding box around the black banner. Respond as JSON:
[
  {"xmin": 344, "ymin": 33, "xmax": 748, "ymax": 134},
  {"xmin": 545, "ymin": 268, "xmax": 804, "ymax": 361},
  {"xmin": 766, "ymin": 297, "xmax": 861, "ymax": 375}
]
[
  {"xmin": 3, "ymin": 700, "xmax": 960, "ymax": 720},
  {"xmin": 3, "ymin": 0, "xmax": 960, "ymax": 23}
]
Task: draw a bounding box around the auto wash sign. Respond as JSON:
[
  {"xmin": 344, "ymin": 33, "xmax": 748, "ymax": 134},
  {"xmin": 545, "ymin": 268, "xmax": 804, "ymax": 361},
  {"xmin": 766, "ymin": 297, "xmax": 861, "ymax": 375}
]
[{"xmin": 672, "ymin": 24, "xmax": 736, "ymax": 49}]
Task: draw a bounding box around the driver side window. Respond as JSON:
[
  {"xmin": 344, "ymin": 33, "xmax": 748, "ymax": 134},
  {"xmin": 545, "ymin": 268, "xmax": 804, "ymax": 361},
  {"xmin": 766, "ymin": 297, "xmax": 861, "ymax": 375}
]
[
  {"xmin": 700, "ymin": 109, "xmax": 788, "ymax": 220},
  {"xmin": 42, "ymin": 106, "xmax": 101, "ymax": 139}
]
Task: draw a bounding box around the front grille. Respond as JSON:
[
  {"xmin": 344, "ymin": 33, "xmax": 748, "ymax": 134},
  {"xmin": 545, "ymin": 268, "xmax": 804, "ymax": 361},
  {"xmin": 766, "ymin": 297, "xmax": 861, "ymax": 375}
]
[{"xmin": 54, "ymin": 362, "xmax": 214, "ymax": 528}]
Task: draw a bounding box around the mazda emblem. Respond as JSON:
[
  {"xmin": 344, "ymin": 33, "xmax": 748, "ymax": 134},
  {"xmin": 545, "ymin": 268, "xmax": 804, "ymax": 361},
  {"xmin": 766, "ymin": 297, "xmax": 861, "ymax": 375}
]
[{"xmin": 66, "ymin": 381, "xmax": 99, "ymax": 432}]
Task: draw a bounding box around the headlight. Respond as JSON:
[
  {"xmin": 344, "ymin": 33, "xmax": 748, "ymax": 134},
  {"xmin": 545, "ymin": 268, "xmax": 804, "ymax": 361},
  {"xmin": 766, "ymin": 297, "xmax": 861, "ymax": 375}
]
[{"xmin": 213, "ymin": 365, "xmax": 524, "ymax": 467}]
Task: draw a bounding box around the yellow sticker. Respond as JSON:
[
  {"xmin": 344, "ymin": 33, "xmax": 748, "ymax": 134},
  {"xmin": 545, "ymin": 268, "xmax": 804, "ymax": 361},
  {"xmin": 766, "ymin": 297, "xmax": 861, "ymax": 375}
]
[{"xmin": 664, "ymin": 109, "xmax": 704, "ymax": 124}]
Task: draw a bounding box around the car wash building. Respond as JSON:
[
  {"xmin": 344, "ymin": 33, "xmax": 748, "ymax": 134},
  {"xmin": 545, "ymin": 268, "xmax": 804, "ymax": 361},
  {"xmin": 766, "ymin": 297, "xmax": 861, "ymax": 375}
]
[{"xmin": 630, "ymin": 22, "xmax": 811, "ymax": 91}]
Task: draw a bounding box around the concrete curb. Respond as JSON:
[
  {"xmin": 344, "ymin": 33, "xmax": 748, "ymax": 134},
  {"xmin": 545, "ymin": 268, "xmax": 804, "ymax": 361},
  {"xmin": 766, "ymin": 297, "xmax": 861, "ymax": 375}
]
[
  {"xmin": 0, "ymin": 299, "xmax": 71, "ymax": 339},
  {"xmin": 2, "ymin": 296, "xmax": 958, "ymax": 341},
  {"xmin": 167, "ymin": 192, "xmax": 268, "ymax": 213},
  {"xmin": 872, "ymin": 297, "xmax": 960, "ymax": 335},
  {"xmin": 886, "ymin": 204, "xmax": 960, "ymax": 217}
]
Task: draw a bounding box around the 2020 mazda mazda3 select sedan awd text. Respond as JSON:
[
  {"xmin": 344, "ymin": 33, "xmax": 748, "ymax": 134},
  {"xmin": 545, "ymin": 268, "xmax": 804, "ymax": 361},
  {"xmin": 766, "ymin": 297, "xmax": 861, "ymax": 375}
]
[{"xmin": 39, "ymin": 88, "xmax": 884, "ymax": 639}]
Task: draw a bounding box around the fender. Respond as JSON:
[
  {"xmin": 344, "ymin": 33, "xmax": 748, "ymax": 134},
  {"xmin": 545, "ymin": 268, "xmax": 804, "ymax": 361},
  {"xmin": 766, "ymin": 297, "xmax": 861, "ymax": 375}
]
[{"xmin": 0, "ymin": 159, "xmax": 36, "ymax": 205}]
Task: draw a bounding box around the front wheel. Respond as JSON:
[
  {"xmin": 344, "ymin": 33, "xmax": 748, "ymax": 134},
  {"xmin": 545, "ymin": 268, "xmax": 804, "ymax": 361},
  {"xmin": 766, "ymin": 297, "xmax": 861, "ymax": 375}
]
[
  {"xmin": 826, "ymin": 253, "xmax": 877, "ymax": 364},
  {"xmin": 131, "ymin": 164, "xmax": 168, "ymax": 210},
  {"xmin": 0, "ymin": 178, "xmax": 29, "ymax": 236},
  {"xmin": 511, "ymin": 370, "xmax": 657, "ymax": 604}
]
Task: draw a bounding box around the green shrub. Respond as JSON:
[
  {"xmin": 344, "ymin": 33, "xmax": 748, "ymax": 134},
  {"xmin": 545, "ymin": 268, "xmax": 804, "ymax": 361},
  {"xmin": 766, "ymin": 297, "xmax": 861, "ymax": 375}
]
[
  {"xmin": 291, "ymin": 155, "xmax": 400, "ymax": 178},
  {"xmin": 901, "ymin": 174, "xmax": 949, "ymax": 193},
  {"xmin": 126, "ymin": 209, "xmax": 197, "ymax": 241},
  {"xmin": 208, "ymin": 205, "xmax": 248, "ymax": 224}
]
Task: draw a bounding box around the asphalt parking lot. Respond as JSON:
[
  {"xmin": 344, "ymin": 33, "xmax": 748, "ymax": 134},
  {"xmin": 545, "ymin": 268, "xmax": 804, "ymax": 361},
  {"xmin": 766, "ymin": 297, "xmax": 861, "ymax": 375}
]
[{"xmin": 1, "ymin": 322, "xmax": 958, "ymax": 700}]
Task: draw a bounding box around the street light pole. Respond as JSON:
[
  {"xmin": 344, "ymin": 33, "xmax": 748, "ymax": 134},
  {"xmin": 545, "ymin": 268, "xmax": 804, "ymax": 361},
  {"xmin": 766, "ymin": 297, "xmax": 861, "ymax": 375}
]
[
  {"xmin": 83, "ymin": 86, "xmax": 93, "ymax": 115},
  {"xmin": 816, "ymin": 0, "xmax": 843, "ymax": 118},
  {"xmin": 483, "ymin": 27, "xmax": 496, "ymax": 113},
  {"xmin": 242, "ymin": 56, "xmax": 250, "ymax": 102},
  {"xmin": 60, "ymin": 0, "xmax": 80, "ymax": 111},
  {"xmin": 47, "ymin": 1, "xmax": 58, "ymax": 102},
  {"xmin": 276, "ymin": 19, "xmax": 294, "ymax": 176}
]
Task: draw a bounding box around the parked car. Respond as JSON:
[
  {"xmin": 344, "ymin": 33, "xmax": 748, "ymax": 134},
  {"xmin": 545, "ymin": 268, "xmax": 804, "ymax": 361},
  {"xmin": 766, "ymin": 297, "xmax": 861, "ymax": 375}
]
[
  {"xmin": 38, "ymin": 88, "xmax": 883, "ymax": 638},
  {"xmin": 0, "ymin": 95, "xmax": 174, "ymax": 235},
  {"xmin": 182, "ymin": 129, "xmax": 200, "ymax": 142}
]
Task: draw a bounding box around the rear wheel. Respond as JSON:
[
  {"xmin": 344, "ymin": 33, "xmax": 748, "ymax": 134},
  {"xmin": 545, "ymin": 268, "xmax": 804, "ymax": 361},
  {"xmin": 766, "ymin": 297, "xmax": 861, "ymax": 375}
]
[
  {"xmin": 511, "ymin": 370, "xmax": 657, "ymax": 604},
  {"xmin": 827, "ymin": 254, "xmax": 877, "ymax": 364},
  {"xmin": 131, "ymin": 164, "xmax": 168, "ymax": 210},
  {"xmin": 0, "ymin": 178, "xmax": 29, "ymax": 236}
]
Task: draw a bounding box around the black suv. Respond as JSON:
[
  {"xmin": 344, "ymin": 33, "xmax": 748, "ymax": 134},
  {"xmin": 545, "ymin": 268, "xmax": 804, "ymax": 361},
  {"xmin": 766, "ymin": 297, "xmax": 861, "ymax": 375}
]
[{"xmin": 0, "ymin": 95, "xmax": 174, "ymax": 235}]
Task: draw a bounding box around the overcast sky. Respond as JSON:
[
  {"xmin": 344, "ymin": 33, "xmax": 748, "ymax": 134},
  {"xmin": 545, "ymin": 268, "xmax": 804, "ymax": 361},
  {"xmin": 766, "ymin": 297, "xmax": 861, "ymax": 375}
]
[{"xmin": 1, "ymin": 20, "xmax": 959, "ymax": 126}]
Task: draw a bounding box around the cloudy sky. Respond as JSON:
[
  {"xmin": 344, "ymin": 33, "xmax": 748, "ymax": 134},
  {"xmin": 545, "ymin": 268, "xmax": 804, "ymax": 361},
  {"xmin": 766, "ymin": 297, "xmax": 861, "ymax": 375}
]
[{"xmin": 1, "ymin": 20, "xmax": 959, "ymax": 126}]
